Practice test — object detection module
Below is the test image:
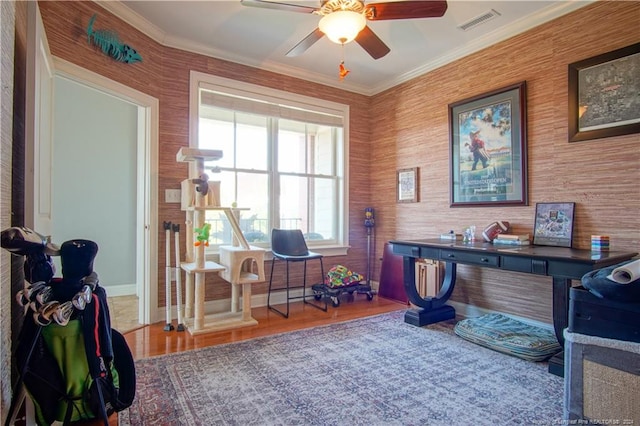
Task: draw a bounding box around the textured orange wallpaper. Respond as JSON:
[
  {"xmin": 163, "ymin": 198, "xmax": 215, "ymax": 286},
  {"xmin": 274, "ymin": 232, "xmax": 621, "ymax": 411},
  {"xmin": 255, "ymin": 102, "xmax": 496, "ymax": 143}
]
[
  {"xmin": 369, "ymin": 1, "xmax": 640, "ymax": 322},
  {"xmin": 38, "ymin": 1, "xmax": 639, "ymax": 323},
  {"xmin": 38, "ymin": 0, "xmax": 371, "ymax": 308}
]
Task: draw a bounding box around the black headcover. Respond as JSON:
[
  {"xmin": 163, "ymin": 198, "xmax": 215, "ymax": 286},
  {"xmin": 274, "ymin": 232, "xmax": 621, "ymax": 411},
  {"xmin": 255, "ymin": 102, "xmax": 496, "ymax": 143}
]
[
  {"xmin": 1, "ymin": 226, "xmax": 60, "ymax": 283},
  {"xmin": 60, "ymin": 239, "xmax": 99, "ymax": 281},
  {"xmin": 0, "ymin": 226, "xmax": 59, "ymax": 256}
]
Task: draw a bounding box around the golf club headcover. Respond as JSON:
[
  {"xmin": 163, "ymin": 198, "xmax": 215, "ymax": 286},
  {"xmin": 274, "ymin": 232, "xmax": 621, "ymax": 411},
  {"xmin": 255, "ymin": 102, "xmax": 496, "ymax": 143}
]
[
  {"xmin": 1, "ymin": 227, "xmax": 58, "ymax": 283},
  {"xmin": 24, "ymin": 252, "xmax": 57, "ymax": 284},
  {"xmin": 60, "ymin": 239, "xmax": 98, "ymax": 282},
  {"xmin": 1, "ymin": 226, "xmax": 60, "ymax": 256},
  {"xmin": 54, "ymin": 240, "xmax": 99, "ymax": 301}
]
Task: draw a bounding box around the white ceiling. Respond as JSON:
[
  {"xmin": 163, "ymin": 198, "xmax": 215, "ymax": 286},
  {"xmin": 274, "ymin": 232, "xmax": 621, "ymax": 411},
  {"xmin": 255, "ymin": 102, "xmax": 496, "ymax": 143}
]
[{"xmin": 99, "ymin": 0, "xmax": 593, "ymax": 95}]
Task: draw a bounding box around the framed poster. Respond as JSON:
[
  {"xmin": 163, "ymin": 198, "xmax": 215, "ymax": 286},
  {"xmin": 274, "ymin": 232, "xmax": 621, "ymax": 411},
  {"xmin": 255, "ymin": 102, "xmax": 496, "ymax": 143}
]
[
  {"xmin": 533, "ymin": 202, "xmax": 575, "ymax": 248},
  {"xmin": 397, "ymin": 168, "xmax": 418, "ymax": 203},
  {"xmin": 568, "ymin": 42, "xmax": 640, "ymax": 142},
  {"xmin": 449, "ymin": 82, "xmax": 528, "ymax": 207}
]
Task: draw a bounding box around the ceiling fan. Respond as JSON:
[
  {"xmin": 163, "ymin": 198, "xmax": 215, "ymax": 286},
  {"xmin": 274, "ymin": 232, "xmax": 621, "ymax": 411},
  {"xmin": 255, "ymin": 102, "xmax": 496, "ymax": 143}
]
[{"xmin": 240, "ymin": 0, "xmax": 448, "ymax": 60}]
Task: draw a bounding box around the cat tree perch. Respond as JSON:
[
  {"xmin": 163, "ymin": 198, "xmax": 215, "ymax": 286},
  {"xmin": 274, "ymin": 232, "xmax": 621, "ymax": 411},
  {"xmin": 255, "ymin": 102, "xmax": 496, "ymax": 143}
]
[{"xmin": 177, "ymin": 147, "xmax": 265, "ymax": 335}]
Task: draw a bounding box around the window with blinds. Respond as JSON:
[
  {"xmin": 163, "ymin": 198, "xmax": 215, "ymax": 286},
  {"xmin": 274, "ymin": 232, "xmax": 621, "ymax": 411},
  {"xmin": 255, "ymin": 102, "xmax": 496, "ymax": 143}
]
[{"xmin": 189, "ymin": 72, "xmax": 349, "ymax": 250}]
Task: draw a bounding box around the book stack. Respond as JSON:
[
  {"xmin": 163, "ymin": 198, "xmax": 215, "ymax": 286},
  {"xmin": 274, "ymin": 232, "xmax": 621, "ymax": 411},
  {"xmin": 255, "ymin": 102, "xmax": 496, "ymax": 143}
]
[
  {"xmin": 440, "ymin": 232, "xmax": 463, "ymax": 241},
  {"xmin": 591, "ymin": 235, "xmax": 610, "ymax": 251},
  {"xmin": 492, "ymin": 233, "xmax": 531, "ymax": 245}
]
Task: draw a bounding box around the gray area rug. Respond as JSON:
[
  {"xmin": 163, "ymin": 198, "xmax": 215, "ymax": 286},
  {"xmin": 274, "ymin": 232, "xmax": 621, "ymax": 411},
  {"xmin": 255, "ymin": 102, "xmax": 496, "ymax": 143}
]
[{"xmin": 119, "ymin": 311, "xmax": 563, "ymax": 425}]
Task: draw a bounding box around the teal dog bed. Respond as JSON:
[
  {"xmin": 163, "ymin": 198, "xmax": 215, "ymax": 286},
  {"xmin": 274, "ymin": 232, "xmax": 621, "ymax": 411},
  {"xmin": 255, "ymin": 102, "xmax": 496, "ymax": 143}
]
[{"xmin": 454, "ymin": 313, "xmax": 561, "ymax": 362}]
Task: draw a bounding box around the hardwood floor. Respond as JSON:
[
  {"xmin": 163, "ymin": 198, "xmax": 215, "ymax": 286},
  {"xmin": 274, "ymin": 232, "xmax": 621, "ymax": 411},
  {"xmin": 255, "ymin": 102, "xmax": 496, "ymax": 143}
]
[{"xmin": 123, "ymin": 296, "xmax": 407, "ymax": 360}]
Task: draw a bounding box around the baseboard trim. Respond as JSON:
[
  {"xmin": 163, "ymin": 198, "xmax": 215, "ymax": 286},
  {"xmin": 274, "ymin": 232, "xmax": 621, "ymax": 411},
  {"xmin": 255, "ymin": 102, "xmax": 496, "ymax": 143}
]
[
  {"xmin": 148, "ymin": 290, "xmax": 552, "ymax": 331},
  {"xmin": 153, "ymin": 287, "xmax": 309, "ymax": 323},
  {"xmin": 104, "ymin": 283, "xmax": 137, "ymax": 297}
]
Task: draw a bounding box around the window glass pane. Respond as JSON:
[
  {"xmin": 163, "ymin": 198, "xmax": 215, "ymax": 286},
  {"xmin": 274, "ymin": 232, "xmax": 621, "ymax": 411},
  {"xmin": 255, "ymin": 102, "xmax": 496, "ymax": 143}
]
[
  {"xmin": 279, "ymin": 175, "xmax": 306, "ymax": 231},
  {"xmin": 204, "ymin": 171, "xmax": 229, "ymax": 246},
  {"xmin": 204, "ymin": 211, "xmax": 228, "ymax": 246},
  {"xmin": 205, "ymin": 171, "xmax": 269, "ymax": 245},
  {"xmin": 312, "ymin": 126, "xmax": 335, "ymax": 176},
  {"xmin": 236, "ymin": 113, "xmax": 268, "ymax": 171},
  {"xmin": 311, "ymin": 177, "xmax": 336, "ymax": 241},
  {"xmin": 279, "ymin": 175, "xmax": 336, "ymax": 241},
  {"xmin": 237, "ymin": 172, "xmax": 269, "ymax": 243},
  {"xmin": 278, "ymin": 121, "xmax": 306, "ymax": 174},
  {"xmin": 278, "ymin": 120, "xmax": 337, "ymax": 175},
  {"xmin": 200, "ymin": 114, "xmax": 234, "ymax": 169}
]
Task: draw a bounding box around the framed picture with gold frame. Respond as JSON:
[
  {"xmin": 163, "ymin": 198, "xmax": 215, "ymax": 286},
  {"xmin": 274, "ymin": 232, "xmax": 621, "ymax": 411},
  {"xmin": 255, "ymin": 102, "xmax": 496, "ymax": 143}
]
[{"xmin": 397, "ymin": 168, "xmax": 418, "ymax": 203}]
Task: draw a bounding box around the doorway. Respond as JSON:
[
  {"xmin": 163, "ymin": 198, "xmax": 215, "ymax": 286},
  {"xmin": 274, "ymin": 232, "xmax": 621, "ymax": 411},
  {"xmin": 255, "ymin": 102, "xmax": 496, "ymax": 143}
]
[
  {"xmin": 51, "ymin": 74, "xmax": 139, "ymax": 329},
  {"xmin": 24, "ymin": 1, "xmax": 159, "ymax": 326},
  {"xmin": 50, "ymin": 59, "xmax": 159, "ymax": 326}
]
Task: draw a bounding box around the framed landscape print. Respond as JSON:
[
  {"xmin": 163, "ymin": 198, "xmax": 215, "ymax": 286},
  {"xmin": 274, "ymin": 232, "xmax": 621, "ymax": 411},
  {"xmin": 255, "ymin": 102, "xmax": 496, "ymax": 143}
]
[
  {"xmin": 568, "ymin": 42, "xmax": 640, "ymax": 142},
  {"xmin": 449, "ymin": 82, "xmax": 528, "ymax": 207},
  {"xmin": 533, "ymin": 202, "xmax": 575, "ymax": 248}
]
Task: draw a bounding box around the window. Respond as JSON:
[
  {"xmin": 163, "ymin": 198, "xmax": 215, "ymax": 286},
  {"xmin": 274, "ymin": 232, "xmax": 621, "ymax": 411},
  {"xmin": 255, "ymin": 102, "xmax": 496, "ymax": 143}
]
[{"xmin": 190, "ymin": 72, "xmax": 349, "ymax": 253}]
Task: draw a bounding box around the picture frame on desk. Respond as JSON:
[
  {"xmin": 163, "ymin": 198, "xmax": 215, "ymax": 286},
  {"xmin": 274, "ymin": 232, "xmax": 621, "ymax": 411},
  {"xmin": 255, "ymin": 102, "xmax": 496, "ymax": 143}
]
[
  {"xmin": 448, "ymin": 81, "xmax": 528, "ymax": 207},
  {"xmin": 533, "ymin": 202, "xmax": 575, "ymax": 248},
  {"xmin": 568, "ymin": 42, "xmax": 640, "ymax": 143},
  {"xmin": 397, "ymin": 167, "xmax": 418, "ymax": 203}
]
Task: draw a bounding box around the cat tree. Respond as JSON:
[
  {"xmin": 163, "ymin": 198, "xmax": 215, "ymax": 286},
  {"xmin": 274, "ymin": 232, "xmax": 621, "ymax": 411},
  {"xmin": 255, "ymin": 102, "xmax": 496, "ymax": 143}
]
[{"xmin": 177, "ymin": 147, "xmax": 265, "ymax": 335}]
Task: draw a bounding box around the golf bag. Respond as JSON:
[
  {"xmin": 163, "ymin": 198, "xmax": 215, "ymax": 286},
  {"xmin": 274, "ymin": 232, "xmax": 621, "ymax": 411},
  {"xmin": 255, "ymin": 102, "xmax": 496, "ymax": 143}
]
[
  {"xmin": 15, "ymin": 287, "xmax": 136, "ymax": 425},
  {"xmin": 2, "ymin": 229, "xmax": 136, "ymax": 425}
]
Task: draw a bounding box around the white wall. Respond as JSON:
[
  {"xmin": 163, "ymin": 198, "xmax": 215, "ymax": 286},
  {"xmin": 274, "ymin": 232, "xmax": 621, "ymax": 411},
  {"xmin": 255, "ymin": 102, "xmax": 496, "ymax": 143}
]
[{"xmin": 52, "ymin": 75, "xmax": 137, "ymax": 289}]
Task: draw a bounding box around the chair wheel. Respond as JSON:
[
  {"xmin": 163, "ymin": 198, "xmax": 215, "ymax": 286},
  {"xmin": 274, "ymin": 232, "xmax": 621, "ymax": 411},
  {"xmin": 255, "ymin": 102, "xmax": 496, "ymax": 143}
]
[
  {"xmin": 314, "ymin": 294, "xmax": 322, "ymax": 301},
  {"xmin": 331, "ymin": 297, "xmax": 340, "ymax": 307},
  {"xmin": 366, "ymin": 293, "xmax": 374, "ymax": 301}
]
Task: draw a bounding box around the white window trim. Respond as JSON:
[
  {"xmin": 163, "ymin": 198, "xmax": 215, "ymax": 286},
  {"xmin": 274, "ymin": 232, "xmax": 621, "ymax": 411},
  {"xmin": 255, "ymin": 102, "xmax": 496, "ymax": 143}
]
[{"xmin": 189, "ymin": 71, "xmax": 350, "ymax": 257}]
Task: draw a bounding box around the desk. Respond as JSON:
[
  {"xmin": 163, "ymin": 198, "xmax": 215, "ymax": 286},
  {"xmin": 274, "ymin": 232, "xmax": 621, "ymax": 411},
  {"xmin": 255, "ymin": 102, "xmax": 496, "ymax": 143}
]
[{"xmin": 389, "ymin": 238, "xmax": 637, "ymax": 376}]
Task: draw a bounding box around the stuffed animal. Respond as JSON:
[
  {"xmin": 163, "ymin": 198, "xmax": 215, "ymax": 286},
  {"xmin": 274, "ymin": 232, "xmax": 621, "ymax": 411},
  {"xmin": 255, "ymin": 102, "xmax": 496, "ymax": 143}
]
[{"xmin": 194, "ymin": 223, "xmax": 211, "ymax": 247}]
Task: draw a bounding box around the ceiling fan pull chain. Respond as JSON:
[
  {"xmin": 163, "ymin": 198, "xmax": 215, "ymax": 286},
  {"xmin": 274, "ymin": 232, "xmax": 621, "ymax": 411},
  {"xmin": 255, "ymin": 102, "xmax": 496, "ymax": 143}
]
[{"xmin": 339, "ymin": 43, "xmax": 350, "ymax": 80}]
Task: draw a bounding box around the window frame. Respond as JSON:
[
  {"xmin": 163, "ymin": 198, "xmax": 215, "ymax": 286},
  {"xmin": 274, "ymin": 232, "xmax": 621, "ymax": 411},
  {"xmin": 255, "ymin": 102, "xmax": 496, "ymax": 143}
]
[{"xmin": 189, "ymin": 71, "xmax": 350, "ymax": 257}]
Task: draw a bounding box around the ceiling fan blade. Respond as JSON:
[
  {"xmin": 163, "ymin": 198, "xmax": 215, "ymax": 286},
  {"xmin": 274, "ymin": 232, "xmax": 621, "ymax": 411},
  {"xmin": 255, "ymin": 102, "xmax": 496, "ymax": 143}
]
[
  {"xmin": 355, "ymin": 26, "xmax": 390, "ymax": 60},
  {"xmin": 366, "ymin": 1, "xmax": 448, "ymax": 20},
  {"xmin": 240, "ymin": 0, "xmax": 318, "ymax": 14},
  {"xmin": 286, "ymin": 28, "xmax": 324, "ymax": 57}
]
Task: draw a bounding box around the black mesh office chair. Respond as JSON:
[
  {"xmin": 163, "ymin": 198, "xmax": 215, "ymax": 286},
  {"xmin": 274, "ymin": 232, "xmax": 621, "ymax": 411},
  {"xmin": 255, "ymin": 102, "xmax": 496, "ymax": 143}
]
[{"xmin": 267, "ymin": 229, "xmax": 327, "ymax": 318}]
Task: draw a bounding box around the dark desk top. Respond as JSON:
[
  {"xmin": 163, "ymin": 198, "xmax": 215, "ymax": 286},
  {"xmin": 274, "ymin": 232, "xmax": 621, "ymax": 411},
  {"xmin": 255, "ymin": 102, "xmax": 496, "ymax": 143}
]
[{"xmin": 390, "ymin": 238, "xmax": 637, "ymax": 265}]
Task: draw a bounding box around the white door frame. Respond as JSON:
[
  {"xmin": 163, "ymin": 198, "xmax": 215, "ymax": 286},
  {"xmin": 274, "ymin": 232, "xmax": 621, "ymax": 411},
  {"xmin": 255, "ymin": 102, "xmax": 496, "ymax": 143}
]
[
  {"xmin": 25, "ymin": 1, "xmax": 54, "ymax": 237},
  {"xmin": 49, "ymin": 58, "xmax": 159, "ymax": 325}
]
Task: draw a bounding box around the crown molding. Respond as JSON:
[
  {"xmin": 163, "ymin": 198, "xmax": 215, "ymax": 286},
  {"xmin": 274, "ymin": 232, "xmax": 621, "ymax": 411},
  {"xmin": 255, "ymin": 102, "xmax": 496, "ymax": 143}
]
[
  {"xmin": 161, "ymin": 33, "xmax": 370, "ymax": 95},
  {"xmin": 94, "ymin": 0, "xmax": 369, "ymax": 95},
  {"xmin": 94, "ymin": 1, "xmax": 166, "ymax": 44},
  {"xmin": 371, "ymin": 0, "xmax": 595, "ymax": 94},
  {"xmin": 96, "ymin": 0, "xmax": 594, "ymax": 97}
]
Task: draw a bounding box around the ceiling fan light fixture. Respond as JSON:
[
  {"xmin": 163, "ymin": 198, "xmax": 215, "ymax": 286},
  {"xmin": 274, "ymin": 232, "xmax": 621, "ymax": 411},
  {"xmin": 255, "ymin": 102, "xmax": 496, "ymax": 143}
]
[{"xmin": 318, "ymin": 11, "xmax": 366, "ymax": 44}]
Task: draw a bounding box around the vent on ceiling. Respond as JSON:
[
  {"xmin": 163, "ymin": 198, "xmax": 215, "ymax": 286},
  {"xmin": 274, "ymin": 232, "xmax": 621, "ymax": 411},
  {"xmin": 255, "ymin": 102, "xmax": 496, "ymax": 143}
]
[{"xmin": 457, "ymin": 9, "xmax": 501, "ymax": 32}]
